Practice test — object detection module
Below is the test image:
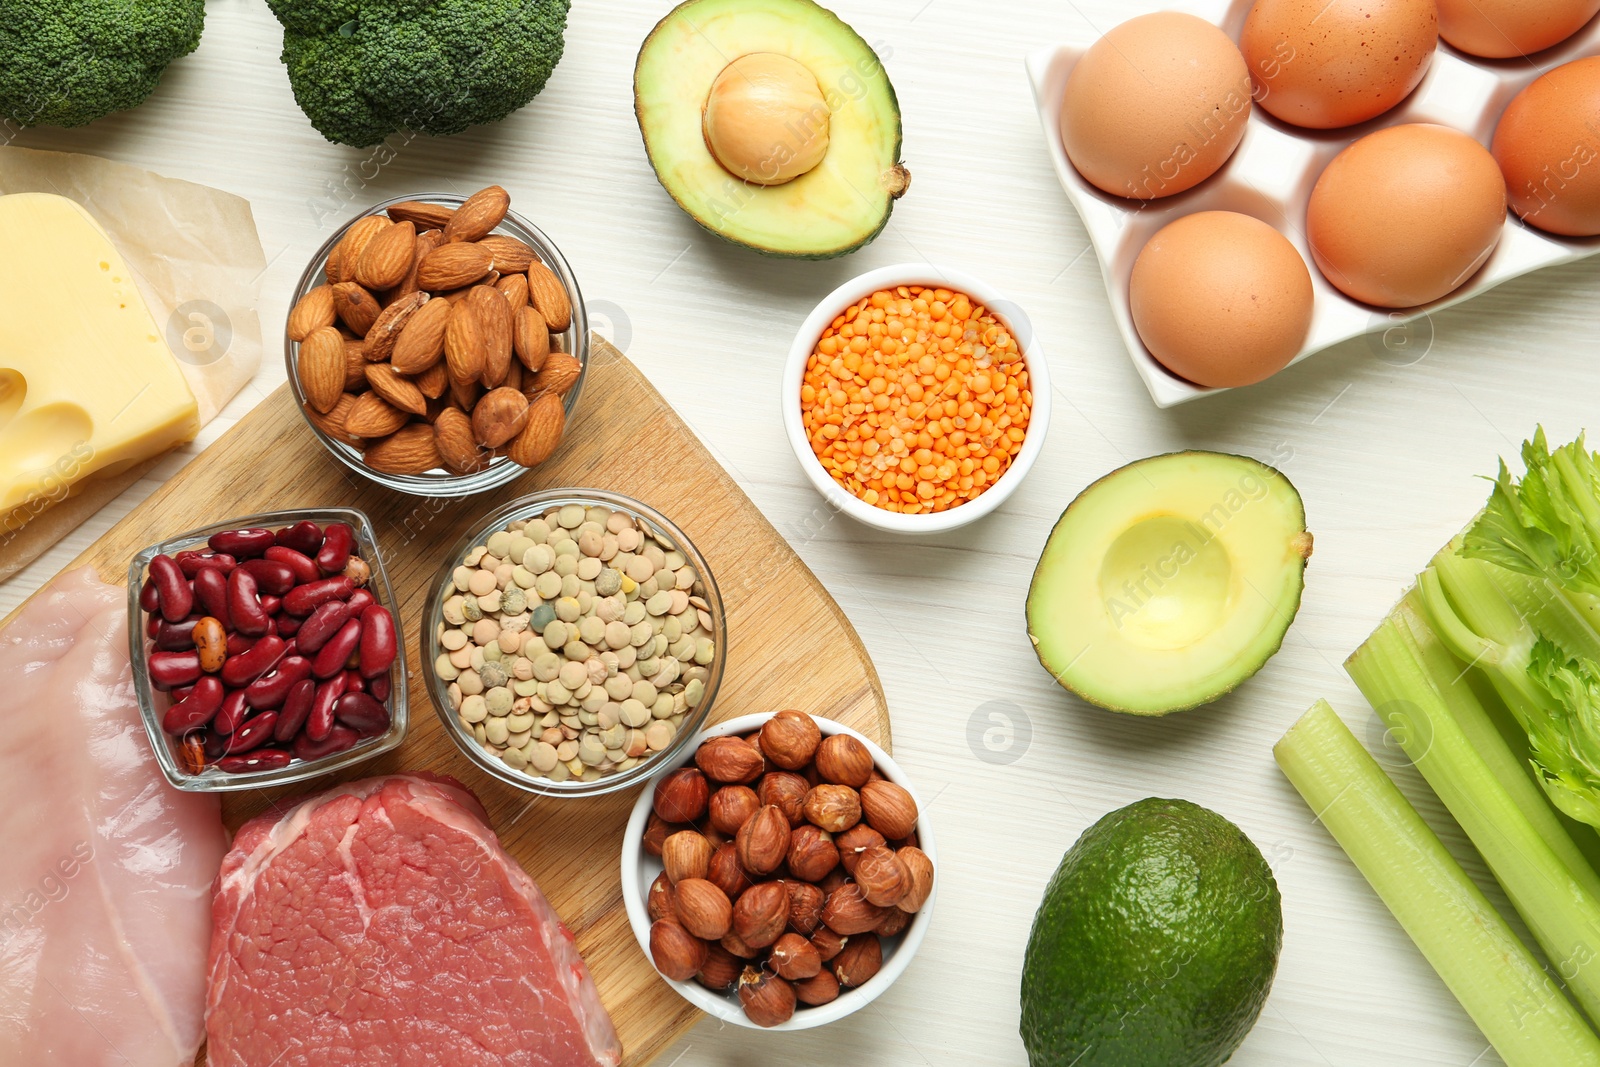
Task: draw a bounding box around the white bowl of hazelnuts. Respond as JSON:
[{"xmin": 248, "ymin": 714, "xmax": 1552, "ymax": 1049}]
[{"xmin": 620, "ymin": 710, "xmax": 937, "ymax": 1030}]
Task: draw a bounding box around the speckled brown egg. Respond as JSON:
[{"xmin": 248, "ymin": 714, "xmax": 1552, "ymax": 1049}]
[
  {"xmin": 1129, "ymin": 211, "xmax": 1315, "ymax": 388},
  {"xmin": 1439, "ymin": 0, "xmax": 1600, "ymax": 58},
  {"xmin": 1242, "ymin": 0, "xmax": 1438, "ymax": 129},
  {"xmin": 1060, "ymin": 12, "xmax": 1252, "ymax": 199},
  {"xmin": 1308, "ymin": 124, "xmax": 1507, "ymax": 308},
  {"xmin": 1494, "ymin": 57, "xmax": 1600, "ymax": 237}
]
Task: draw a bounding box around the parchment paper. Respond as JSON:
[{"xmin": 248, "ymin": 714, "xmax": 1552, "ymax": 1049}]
[{"xmin": 0, "ymin": 147, "xmax": 265, "ymax": 581}]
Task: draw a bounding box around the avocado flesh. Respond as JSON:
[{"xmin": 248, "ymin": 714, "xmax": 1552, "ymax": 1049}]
[
  {"xmin": 1020, "ymin": 798, "xmax": 1283, "ymax": 1067},
  {"xmin": 634, "ymin": 0, "xmax": 904, "ymax": 259},
  {"xmin": 1027, "ymin": 451, "xmax": 1310, "ymax": 715}
]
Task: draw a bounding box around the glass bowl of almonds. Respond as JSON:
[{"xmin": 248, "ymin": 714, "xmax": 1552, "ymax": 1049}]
[
  {"xmin": 423, "ymin": 489, "xmax": 726, "ymax": 798},
  {"xmin": 285, "ymin": 188, "xmax": 589, "ymax": 497}
]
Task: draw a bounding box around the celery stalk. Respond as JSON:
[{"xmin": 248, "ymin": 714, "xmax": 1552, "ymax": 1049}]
[{"xmin": 1276, "ymin": 700, "xmax": 1600, "ymax": 1066}]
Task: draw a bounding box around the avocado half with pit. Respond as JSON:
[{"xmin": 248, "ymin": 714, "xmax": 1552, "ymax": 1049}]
[
  {"xmin": 634, "ymin": 0, "xmax": 910, "ymax": 259},
  {"xmin": 1027, "ymin": 452, "xmax": 1312, "ymax": 716}
]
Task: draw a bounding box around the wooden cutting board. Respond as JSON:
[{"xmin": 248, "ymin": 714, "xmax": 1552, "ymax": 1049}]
[{"xmin": 3, "ymin": 337, "xmax": 890, "ymax": 1067}]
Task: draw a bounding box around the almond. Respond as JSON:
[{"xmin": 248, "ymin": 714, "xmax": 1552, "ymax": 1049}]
[
  {"xmin": 324, "ymin": 244, "xmax": 344, "ymax": 286},
  {"xmin": 330, "ymin": 215, "xmax": 389, "ymax": 284},
  {"xmin": 342, "ymin": 339, "xmax": 369, "ymax": 391},
  {"xmin": 287, "ymin": 284, "xmax": 336, "ymax": 341},
  {"xmin": 364, "ymin": 363, "xmax": 427, "ymax": 416},
  {"xmin": 504, "ymin": 360, "xmax": 523, "ymax": 393},
  {"xmin": 362, "ymin": 290, "xmax": 428, "ymax": 363},
  {"xmin": 387, "ymin": 228, "xmax": 445, "ymax": 303},
  {"xmin": 513, "ymin": 305, "xmax": 550, "ymax": 371},
  {"xmin": 343, "ymin": 392, "xmax": 410, "ymax": 438},
  {"xmin": 479, "ymin": 234, "xmax": 537, "ymax": 273},
  {"xmin": 355, "ymin": 219, "xmax": 416, "ymax": 291},
  {"xmin": 432, "ymin": 407, "xmax": 488, "ymax": 473},
  {"xmin": 471, "ymin": 387, "xmax": 531, "ymax": 448},
  {"xmin": 387, "ymin": 200, "xmax": 457, "ymax": 230},
  {"xmin": 331, "ymin": 281, "xmax": 381, "ymax": 337},
  {"xmin": 450, "ymin": 376, "xmax": 481, "ymax": 414},
  {"xmin": 297, "ymin": 326, "xmax": 346, "ymax": 413},
  {"xmin": 497, "ymin": 272, "xmax": 529, "ymax": 310},
  {"xmin": 364, "ymin": 423, "xmax": 443, "ymax": 475},
  {"xmin": 309, "ymin": 392, "xmax": 361, "ymax": 446},
  {"xmin": 506, "ymin": 391, "xmax": 565, "ymax": 467},
  {"xmin": 444, "ymin": 185, "xmax": 510, "ymax": 243},
  {"xmin": 417, "ymin": 242, "xmax": 494, "ymax": 291},
  {"xmin": 415, "ymin": 360, "xmax": 450, "ymax": 399},
  {"xmin": 466, "ymin": 285, "xmax": 513, "ymax": 387},
  {"xmin": 530, "ymin": 352, "xmax": 581, "ymax": 397},
  {"xmin": 391, "ymin": 295, "xmax": 452, "ymax": 374},
  {"xmin": 444, "ymin": 298, "xmax": 487, "ymax": 385},
  {"xmin": 526, "ymin": 261, "xmax": 572, "ymax": 331}
]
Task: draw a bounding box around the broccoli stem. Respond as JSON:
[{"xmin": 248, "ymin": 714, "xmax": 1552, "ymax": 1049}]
[{"xmin": 1276, "ymin": 700, "xmax": 1600, "ymax": 1066}]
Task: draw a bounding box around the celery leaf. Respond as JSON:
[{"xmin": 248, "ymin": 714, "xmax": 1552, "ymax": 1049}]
[{"xmin": 1464, "ymin": 428, "xmax": 1600, "ymax": 597}]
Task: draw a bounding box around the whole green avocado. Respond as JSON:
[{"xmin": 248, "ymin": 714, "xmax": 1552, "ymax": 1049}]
[
  {"xmin": 0, "ymin": 0, "xmax": 205, "ymax": 128},
  {"xmin": 265, "ymin": 0, "xmax": 572, "ymax": 148},
  {"xmin": 1020, "ymin": 798, "xmax": 1283, "ymax": 1067}
]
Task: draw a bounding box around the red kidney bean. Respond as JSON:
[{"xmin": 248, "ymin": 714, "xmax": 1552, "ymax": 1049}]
[
  {"xmin": 258, "ymin": 594, "xmax": 282, "ymax": 617},
  {"xmin": 154, "ymin": 618, "xmax": 199, "ymax": 651},
  {"xmin": 293, "ymin": 726, "xmax": 359, "ymax": 762},
  {"xmin": 163, "ymin": 676, "xmax": 225, "ymax": 733},
  {"xmin": 358, "ymin": 605, "xmax": 397, "ymax": 678},
  {"xmin": 139, "ymin": 576, "xmax": 161, "ymax": 613},
  {"xmin": 203, "ymin": 730, "xmax": 227, "ymax": 760},
  {"xmin": 192, "ymin": 566, "xmax": 232, "ymax": 629},
  {"xmin": 346, "ymin": 588, "xmax": 376, "ymax": 613},
  {"xmin": 276, "ymin": 519, "xmax": 323, "ymax": 554},
  {"xmin": 218, "ymin": 748, "xmax": 293, "ymax": 774},
  {"xmin": 176, "ymin": 550, "xmax": 236, "ymax": 577},
  {"xmin": 315, "ymin": 522, "xmax": 355, "ymax": 575},
  {"xmin": 170, "ymin": 684, "xmax": 195, "ymax": 702},
  {"xmin": 294, "ymin": 600, "xmax": 351, "ymax": 654},
  {"xmin": 264, "ymin": 545, "xmax": 320, "ymax": 585},
  {"xmin": 306, "ymin": 674, "xmax": 347, "ymax": 742},
  {"xmin": 282, "ymin": 576, "xmax": 353, "ymax": 617},
  {"xmin": 145, "ymin": 614, "xmax": 161, "ymax": 639},
  {"xmin": 149, "ymin": 650, "xmax": 201, "ymax": 689},
  {"xmin": 209, "ymin": 527, "xmax": 275, "ymax": 558},
  {"xmin": 240, "ymin": 558, "xmax": 296, "ymax": 596},
  {"xmin": 225, "ymin": 632, "xmax": 257, "ymax": 657},
  {"xmin": 276, "ymin": 614, "xmax": 302, "ymax": 637},
  {"xmin": 333, "ymin": 691, "xmax": 391, "ymax": 736},
  {"xmin": 342, "ymin": 669, "xmax": 366, "ymax": 693},
  {"xmin": 224, "ymin": 711, "xmax": 279, "ymax": 755},
  {"xmin": 367, "ymin": 674, "xmax": 392, "ymax": 703},
  {"xmin": 227, "ymin": 568, "xmax": 270, "ymax": 636},
  {"xmin": 245, "ymin": 655, "xmax": 313, "ymax": 710},
  {"xmin": 214, "ymin": 689, "xmax": 251, "ymax": 735},
  {"xmin": 148, "ymin": 555, "xmax": 192, "ymax": 622},
  {"xmin": 274, "ymin": 678, "xmax": 317, "ymax": 742},
  {"xmin": 220, "ymin": 634, "xmax": 286, "ymax": 688},
  {"xmin": 312, "ymin": 617, "xmax": 362, "ymax": 678}
]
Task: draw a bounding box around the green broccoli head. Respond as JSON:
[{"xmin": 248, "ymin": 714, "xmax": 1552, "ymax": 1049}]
[
  {"xmin": 0, "ymin": 0, "xmax": 205, "ymax": 128},
  {"xmin": 267, "ymin": 0, "xmax": 572, "ymax": 148}
]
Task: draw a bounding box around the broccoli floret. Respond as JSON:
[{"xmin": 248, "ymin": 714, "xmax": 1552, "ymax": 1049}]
[
  {"xmin": 0, "ymin": 0, "xmax": 205, "ymax": 128},
  {"xmin": 266, "ymin": 0, "xmax": 571, "ymax": 148}
]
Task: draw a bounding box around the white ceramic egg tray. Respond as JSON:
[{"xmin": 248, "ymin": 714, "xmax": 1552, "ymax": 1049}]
[{"xmin": 1027, "ymin": 0, "xmax": 1600, "ymax": 407}]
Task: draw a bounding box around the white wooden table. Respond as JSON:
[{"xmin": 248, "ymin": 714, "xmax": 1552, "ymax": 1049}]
[{"xmin": 5, "ymin": 2, "xmax": 1597, "ymax": 1064}]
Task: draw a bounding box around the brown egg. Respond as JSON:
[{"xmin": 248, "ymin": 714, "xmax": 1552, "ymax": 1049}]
[
  {"xmin": 1439, "ymin": 0, "xmax": 1600, "ymax": 58},
  {"xmin": 1494, "ymin": 57, "xmax": 1600, "ymax": 237},
  {"xmin": 1060, "ymin": 12, "xmax": 1252, "ymax": 199},
  {"xmin": 1308, "ymin": 124, "xmax": 1506, "ymax": 308},
  {"xmin": 1242, "ymin": 0, "xmax": 1437, "ymax": 129},
  {"xmin": 1129, "ymin": 211, "xmax": 1314, "ymax": 389}
]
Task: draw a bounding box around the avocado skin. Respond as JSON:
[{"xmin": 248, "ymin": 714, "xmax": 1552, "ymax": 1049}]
[{"xmin": 1020, "ymin": 798, "xmax": 1283, "ymax": 1067}]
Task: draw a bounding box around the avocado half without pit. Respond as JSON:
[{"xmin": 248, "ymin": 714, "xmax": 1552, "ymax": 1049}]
[
  {"xmin": 1027, "ymin": 452, "xmax": 1312, "ymax": 716},
  {"xmin": 634, "ymin": 0, "xmax": 910, "ymax": 259}
]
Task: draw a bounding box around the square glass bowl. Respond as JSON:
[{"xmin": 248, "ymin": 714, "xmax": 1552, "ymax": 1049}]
[
  {"xmin": 127, "ymin": 508, "xmax": 408, "ymax": 791},
  {"xmin": 423, "ymin": 489, "xmax": 726, "ymax": 799},
  {"xmin": 285, "ymin": 192, "xmax": 590, "ymax": 496}
]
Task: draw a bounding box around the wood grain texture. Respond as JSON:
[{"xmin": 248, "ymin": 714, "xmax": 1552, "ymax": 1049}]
[{"xmin": 4, "ymin": 339, "xmax": 889, "ymax": 1067}]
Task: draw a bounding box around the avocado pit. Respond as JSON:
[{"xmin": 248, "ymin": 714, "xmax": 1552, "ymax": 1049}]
[{"xmin": 703, "ymin": 52, "xmax": 832, "ymax": 185}]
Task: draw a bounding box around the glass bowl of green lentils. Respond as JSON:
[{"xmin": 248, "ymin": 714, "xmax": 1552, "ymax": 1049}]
[{"xmin": 423, "ymin": 488, "xmax": 726, "ymax": 798}]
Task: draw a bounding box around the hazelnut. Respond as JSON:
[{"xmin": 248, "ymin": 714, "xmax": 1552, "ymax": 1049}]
[
  {"xmin": 803, "ymin": 783, "xmax": 861, "ymax": 833},
  {"xmin": 649, "ymin": 918, "xmax": 706, "ymax": 982},
  {"xmin": 810, "ymin": 925, "xmax": 848, "ymax": 962},
  {"xmin": 860, "ymin": 779, "xmax": 919, "ymax": 840},
  {"xmin": 673, "ymin": 878, "xmax": 733, "ymax": 941},
  {"xmin": 707, "ymin": 842, "xmax": 755, "ymax": 900},
  {"xmin": 786, "ymin": 880, "xmax": 826, "ymax": 936},
  {"xmin": 758, "ymin": 771, "xmax": 810, "ymax": 827},
  {"xmin": 896, "ymin": 846, "xmax": 935, "ymax": 914},
  {"xmin": 732, "ymin": 881, "xmax": 790, "ymax": 949},
  {"xmin": 759, "ymin": 710, "xmax": 821, "ymax": 770},
  {"xmin": 786, "ymin": 824, "xmax": 839, "ymax": 883},
  {"xmin": 814, "ymin": 733, "xmax": 873, "ymax": 788},
  {"xmin": 738, "ymin": 966, "xmax": 797, "ymax": 1028},
  {"xmin": 831, "ymin": 932, "xmax": 883, "ymax": 988},
  {"xmin": 735, "ymin": 805, "xmax": 790, "ymax": 876},
  {"xmin": 696, "ymin": 942, "xmax": 743, "ymax": 992},
  {"xmin": 854, "ymin": 845, "xmax": 910, "ymax": 907},
  {"xmin": 770, "ymin": 931, "xmax": 823, "ymax": 980},
  {"xmin": 835, "ymin": 824, "xmax": 886, "ymax": 876},
  {"xmin": 721, "ymin": 929, "xmax": 759, "ymax": 959},
  {"xmin": 653, "ymin": 768, "xmax": 709, "ymax": 824},
  {"xmin": 876, "ymin": 907, "xmax": 911, "ymax": 938},
  {"xmin": 662, "ymin": 830, "xmax": 712, "ymax": 884},
  {"xmin": 698, "ymin": 820, "xmax": 730, "ymax": 849},
  {"xmin": 740, "ymin": 731, "xmax": 775, "ymax": 776},
  {"xmin": 708, "ymin": 785, "xmax": 760, "ymax": 836},
  {"xmin": 695, "ymin": 736, "xmax": 764, "ymax": 784},
  {"xmin": 647, "ymin": 871, "xmax": 677, "ymax": 924},
  {"xmin": 820, "ymin": 882, "xmax": 888, "ymax": 936},
  {"xmin": 644, "ymin": 813, "xmax": 690, "ymax": 857},
  {"xmin": 793, "ymin": 968, "xmax": 841, "ymax": 1006},
  {"xmin": 817, "ymin": 867, "xmax": 850, "ymax": 896}
]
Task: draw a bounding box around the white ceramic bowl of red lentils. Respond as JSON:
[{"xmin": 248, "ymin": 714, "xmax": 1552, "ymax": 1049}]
[{"xmin": 782, "ymin": 264, "xmax": 1051, "ymax": 534}]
